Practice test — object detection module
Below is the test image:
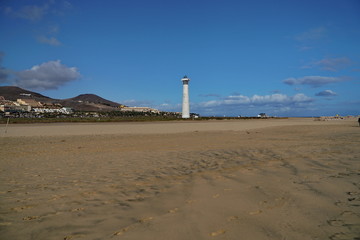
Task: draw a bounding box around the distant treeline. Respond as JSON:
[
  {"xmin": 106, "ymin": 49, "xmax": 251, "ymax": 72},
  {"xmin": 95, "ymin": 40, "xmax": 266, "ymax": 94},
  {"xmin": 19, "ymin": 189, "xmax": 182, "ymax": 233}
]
[
  {"xmin": 0, "ymin": 110, "xmax": 180, "ymax": 124},
  {"xmin": 0, "ymin": 113, "xmax": 287, "ymax": 124}
]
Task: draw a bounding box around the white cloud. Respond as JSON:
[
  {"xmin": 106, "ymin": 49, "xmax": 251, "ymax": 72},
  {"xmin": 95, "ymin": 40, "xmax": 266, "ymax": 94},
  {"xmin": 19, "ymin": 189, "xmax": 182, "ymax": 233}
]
[
  {"xmin": 199, "ymin": 93, "xmax": 312, "ymax": 108},
  {"xmin": 292, "ymin": 93, "xmax": 313, "ymax": 102},
  {"xmin": 298, "ymin": 46, "xmax": 313, "ymax": 51},
  {"xmin": 4, "ymin": 1, "xmax": 72, "ymax": 21},
  {"xmin": 0, "ymin": 52, "xmax": 9, "ymax": 83},
  {"xmin": 37, "ymin": 36, "xmax": 62, "ymax": 46},
  {"xmin": 283, "ymin": 76, "xmax": 347, "ymax": 87},
  {"xmin": 15, "ymin": 60, "xmax": 80, "ymax": 90},
  {"xmin": 295, "ymin": 27, "xmax": 327, "ymax": 42},
  {"xmin": 122, "ymin": 99, "xmax": 153, "ymax": 107},
  {"xmin": 294, "ymin": 27, "xmax": 327, "ymax": 51},
  {"xmin": 198, "ymin": 93, "xmax": 221, "ymax": 98},
  {"xmin": 315, "ymin": 57, "xmax": 352, "ymax": 71},
  {"xmin": 63, "ymin": 1, "xmax": 73, "ymax": 10},
  {"xmin": 156, "ymin": 103, "xmax": 182, "ymax": 112},
  {"xmin": 5, "ymin": 4, "xmax": 49, "ymax": 21},
  {"xmin": 315, "ymin": 90, "xmax": 337, "ymax": 97},
  {"xmin": 192, "ymin": 93, "xmax": 314, "ymax": 116},
  {"xmin": 303, "ymin": 57, "xmax": 352, "ymax": 72}
]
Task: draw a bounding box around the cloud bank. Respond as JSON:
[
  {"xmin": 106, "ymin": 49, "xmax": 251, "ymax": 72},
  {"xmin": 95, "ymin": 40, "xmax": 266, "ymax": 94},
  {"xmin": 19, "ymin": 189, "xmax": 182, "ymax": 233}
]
[
  {"xmin": 200, "ymin": 93, "xmax": 312, "ymax": 107},
  {"xmin": 315, "ymin": 57, "xmax": 352, "ymax": 71},
  {"xmin": 122, "ymin": 99, "xmax": 154, "ymax": 107},
  {"xmin": 315, "ymin": 90, "xmax": 337, "ymax": 97},
  {"xmin": 294, "ymin": 27, "xmax": 327, "ymax": 51},
  {"xmin": 37, "ymin": 36, "xmax": 62, "ymax": 46},
  {"xmin": 179, "ymin": 93, "xmax": 314, "ymax": 116},
  {"xmin": 283, "ymin": 76, "xmax": 347, "ymax": 87},
  {"xmin": 14, "ymin": 60, "xmax": 80, "ymax": 90},
  {"xmin": 0, "ymin": 52, "xmax": 9, "ymax": 83},
  {"xmin": 198, "ymin": 93, "xmax": 221, "ymax": 98},
  {"xmin": 295, "ymin": 27, "xmax": 327, "ymax": 42},
  {"xmin": 303, "ymin": 57, "xmax": 352, "ymax": 72},
  {"xmin": 5, "ymin": 4, "xmax": 49, "ymax": 21},
  {"xmin": 4, "ymin": 0, "xmax": 72, "ymax": 21}
]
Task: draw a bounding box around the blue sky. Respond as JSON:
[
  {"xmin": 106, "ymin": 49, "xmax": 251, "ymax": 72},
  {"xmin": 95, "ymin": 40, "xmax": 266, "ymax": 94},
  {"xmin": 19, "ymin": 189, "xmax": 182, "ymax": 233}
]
[{"xmin": 1, "ymin": 0, "xmax": 359, "ymax": 117}]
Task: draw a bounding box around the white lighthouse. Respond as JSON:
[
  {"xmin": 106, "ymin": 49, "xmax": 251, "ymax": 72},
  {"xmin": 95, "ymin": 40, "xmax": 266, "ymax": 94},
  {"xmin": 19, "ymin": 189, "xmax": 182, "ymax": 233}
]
[{"xmin": 181, "ymin": 75, "xmax": 190, "ymax": 118}]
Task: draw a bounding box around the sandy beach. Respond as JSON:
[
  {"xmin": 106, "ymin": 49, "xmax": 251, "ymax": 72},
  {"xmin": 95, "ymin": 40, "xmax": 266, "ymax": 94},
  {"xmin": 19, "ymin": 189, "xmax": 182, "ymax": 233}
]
[{"xmin": 0, "ymin": 118, "xmax": 359, "ymax": 240}]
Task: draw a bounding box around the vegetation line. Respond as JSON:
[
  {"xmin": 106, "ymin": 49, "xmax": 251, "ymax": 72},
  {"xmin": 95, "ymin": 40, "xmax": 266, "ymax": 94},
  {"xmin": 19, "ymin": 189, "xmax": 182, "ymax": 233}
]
[{"xmin": 0, "ymin": 116, "xmax": 285, "ymax": 124}]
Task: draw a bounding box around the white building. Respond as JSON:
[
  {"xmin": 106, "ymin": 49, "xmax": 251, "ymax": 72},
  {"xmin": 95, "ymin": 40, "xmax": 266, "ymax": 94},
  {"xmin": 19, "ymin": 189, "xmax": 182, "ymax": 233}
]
[
  {"xmin": 32, "ymin": 107, "xmax": 73, "ymax": 114},
  {"xmin": 121, "ymin": 107, "xmax": 159, "ymax": 113}
]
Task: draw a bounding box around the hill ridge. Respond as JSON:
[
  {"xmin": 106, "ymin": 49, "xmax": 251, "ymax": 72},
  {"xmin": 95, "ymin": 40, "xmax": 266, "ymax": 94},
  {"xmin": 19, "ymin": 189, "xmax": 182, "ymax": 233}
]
[{"xmin": 0, "ymin": 86, "xmax": 123, "ymax": 111}]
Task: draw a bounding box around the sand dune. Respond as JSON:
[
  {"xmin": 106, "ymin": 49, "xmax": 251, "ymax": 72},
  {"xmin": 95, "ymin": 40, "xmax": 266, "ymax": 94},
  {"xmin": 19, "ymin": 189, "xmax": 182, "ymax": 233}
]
[{"xmin": 0, "ymin": 119, "xmax": 359, "ymax": 239}]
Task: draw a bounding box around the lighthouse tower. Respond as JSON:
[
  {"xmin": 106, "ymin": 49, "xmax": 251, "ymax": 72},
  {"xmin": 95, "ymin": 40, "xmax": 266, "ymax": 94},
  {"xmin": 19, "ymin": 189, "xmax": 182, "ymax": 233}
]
[{"xmin": 181, "ymin": 75, "xmax": 190, "ymax": 118}]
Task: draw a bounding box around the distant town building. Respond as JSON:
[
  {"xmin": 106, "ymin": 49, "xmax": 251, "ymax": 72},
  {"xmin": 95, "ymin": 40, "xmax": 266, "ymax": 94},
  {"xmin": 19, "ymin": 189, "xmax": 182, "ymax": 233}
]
[
  {"xmin": 121, "ymin": 107, "xmax": 160, "ymax": 113},
  {"xmin": 258, "ymin": 113, "xmax": 268, "ymax": 118},
  {"xmin": 6, "ymin": 98, "xmax": 73, "ymax": 114},
  {"xmin": 17, "ymin": 99, "xmax": 43, "ymax": 108},
  {"xmin": 0, "ymin": 99, "xmax": 30, "ymax": 112},
  {"xmin": 32, "ymin": 106, "xmax": 72, "ymax": 114}
]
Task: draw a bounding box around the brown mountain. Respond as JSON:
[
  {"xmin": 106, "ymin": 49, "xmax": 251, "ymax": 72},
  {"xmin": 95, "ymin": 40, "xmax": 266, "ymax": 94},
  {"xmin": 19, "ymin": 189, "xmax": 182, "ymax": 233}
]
[
  {"xmin": 0, "ymin": 86, "xmax": 123, "ymax": 111},
  {"xmin": 0, "ymin": 86, "xmax": 52, "ymax": 102},
  {"xmin": 66, "ymin": 94, "xmax": 121, "ymax": 107},
  {"xmin": 60, "ymin": 94, "xmax": 123, "ymax": 111}
]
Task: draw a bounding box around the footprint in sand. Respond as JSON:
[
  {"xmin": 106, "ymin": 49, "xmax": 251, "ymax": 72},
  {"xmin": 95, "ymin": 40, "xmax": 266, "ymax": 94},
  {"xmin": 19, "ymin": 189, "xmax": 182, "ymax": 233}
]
[
  {"xmin": 11, "ymin": 205, "xmax": 34, "ymax": 212},
  {"xmin": 113, "ymin": 217, "xmax": 153, "ymax": 236},
  {"xmin": 212, "ymin": 194, "xmax": 220, "ymax": 199},
  {"xmin": 22, "ymin": 216, "xmax": 39, "ymax": 220},
  {"xmin": 327, "ymin": 219, "xmax": 344, "ymax": 226},
  {"xmin": 113, "ymin": 226, "xmax": 131, "ymax": 236},
  {"xmin": 186, "ymin": 200, "xmax": 196, "ymax": 204},
  {"xmin": 249, "ymin": 210, "xmax": 262, "ymax": 215},
  {"xmin": 63, "ymin": 234, "xmax": 84, "ymax": 239},
  {"xmin": 70, "ymin": 207, "xmax": 84, "ymax": 212},
  {"xmin": 340, "ymin": 211, "xmax": 355, "ymax": 217},
  {"xmin": 329, "ymin": 232, "xmax": 348, "ymax": 240},
  {"xmin": 209, "ymin": 229, "xmax": 226, "ymax": 236},
  {"xmin": 168, "ymin": 208, "xmax": 179, "ymax": 213},
  {"xmin": 334, "ymin": 201, "xmax": 346, "ymax": 207},
  {"xmin": 227, "ymin": 216, "xmax": 239, "ymax": 222},
  {"xmin": 138, "ymin": 217, "xmax": 153, "ymax": 223}
]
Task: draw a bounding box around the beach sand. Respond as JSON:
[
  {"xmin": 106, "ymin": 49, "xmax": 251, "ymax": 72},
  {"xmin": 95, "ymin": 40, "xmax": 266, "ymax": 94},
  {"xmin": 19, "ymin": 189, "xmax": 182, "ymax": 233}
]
[{"xmin": 0, "ymin": 118, "xmax": 359, "ymax": 239}]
